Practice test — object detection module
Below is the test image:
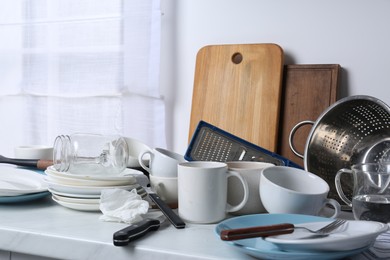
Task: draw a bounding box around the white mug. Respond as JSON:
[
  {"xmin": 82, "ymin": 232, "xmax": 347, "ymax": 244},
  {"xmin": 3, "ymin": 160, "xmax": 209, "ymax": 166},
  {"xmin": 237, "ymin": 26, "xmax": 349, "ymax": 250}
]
[
  {"xmin": 226, "ymin": 161, "xmax": 274, "ymax": 215},
  {"xmin": 178, "ymin": 161, "xmax": 249, "ymax": 224},
  {"xmin": 149, "ymin": 175, "xmax": 178, "ymax": 205},
  {"xmin": 124, "ymin": 137, "xmax": 151, "ymax": 168},
  {"xmin": 260, "ymin": 166, "xmax": 341, "ymax": 218},
  {"xmin": 138, "ymin": 148, "xmax": 186, "ymax": 177}
]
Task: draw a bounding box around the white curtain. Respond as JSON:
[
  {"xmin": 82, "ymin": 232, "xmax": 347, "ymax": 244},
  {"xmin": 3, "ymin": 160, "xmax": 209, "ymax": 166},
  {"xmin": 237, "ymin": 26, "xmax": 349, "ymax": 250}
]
[{"xmin": 0, "ymin": 0, "xmax": 165, "ymax": 158}]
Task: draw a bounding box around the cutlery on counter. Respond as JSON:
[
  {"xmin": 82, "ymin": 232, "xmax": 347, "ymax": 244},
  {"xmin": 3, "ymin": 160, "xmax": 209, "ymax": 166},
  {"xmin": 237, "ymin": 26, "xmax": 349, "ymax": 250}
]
[
  {"xmin": 0, "ymin": 155, "xmax": 53, "ymax": 170},
  {"xmin": 113, "ymin": 215, "xmax": 165, "ymax": 246},
  {"xmin": 113, "ymin": 192, "xmax": 185, "ymax": 246},
  {"xmin": 220, "ymin": 219, "xmax": 346, "ymax": 241}
]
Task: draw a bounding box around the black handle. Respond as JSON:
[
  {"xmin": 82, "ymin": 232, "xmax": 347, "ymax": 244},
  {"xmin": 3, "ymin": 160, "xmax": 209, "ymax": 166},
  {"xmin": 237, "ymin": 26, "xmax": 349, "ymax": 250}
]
[
  {"xmin": 149, "ymin": 193, "xmax": 186, "ymax": 229},
  {"xmin": 113, "ymin": 218, "xmax": 160, "ymax": 246},
  {"xmin": 0, "ymin": 155, "xmax": 53, "ymax": 170}
]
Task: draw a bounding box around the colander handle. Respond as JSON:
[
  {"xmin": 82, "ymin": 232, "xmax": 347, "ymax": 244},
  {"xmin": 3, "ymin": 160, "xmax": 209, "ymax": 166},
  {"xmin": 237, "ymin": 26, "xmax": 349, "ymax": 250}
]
[{"xmin": 288, "ymin": 120, "xmax": 314, "ymax": 159}]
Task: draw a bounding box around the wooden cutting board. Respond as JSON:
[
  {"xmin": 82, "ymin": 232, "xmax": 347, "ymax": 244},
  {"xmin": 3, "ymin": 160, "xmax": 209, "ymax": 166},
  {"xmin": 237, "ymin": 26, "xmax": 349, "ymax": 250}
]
[
  {"xmin": 188, "ymin": 44, "xmax": 284, "ymax": 152},
  {"xmin": 278, "ymin": 64, "xmax": 340, "ymax": 167}
]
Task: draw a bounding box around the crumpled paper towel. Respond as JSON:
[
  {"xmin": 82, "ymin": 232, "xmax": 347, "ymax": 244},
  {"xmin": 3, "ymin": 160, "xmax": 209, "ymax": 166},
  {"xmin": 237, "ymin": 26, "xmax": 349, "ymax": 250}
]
[{"xmin": 99, "ymin": 188, "xmax": 149, "ymax": 224}]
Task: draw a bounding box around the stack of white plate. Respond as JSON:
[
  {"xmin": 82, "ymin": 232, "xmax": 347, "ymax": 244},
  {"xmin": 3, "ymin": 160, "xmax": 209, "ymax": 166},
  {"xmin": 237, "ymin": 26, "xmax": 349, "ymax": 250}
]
[{"xmin": 44, "ymin": 166, "xmax": 147, "ymax": 211}]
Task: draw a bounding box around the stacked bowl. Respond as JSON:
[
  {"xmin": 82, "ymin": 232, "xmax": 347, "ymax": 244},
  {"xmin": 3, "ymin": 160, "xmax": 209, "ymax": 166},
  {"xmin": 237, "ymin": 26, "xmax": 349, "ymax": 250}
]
[{"xmin": 44, "ymin": 166, "xmax": 147, "ymax": 211}]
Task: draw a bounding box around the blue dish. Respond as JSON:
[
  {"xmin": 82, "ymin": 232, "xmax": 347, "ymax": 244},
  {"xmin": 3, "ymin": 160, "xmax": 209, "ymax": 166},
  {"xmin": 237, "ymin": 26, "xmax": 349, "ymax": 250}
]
[
  {"xmin": 0, "ymin": 191, "xmax": 50, "ymax": 204},
  {"xmin": 215, "ymin": 214, "xmax": 370, "ymax": 260}
]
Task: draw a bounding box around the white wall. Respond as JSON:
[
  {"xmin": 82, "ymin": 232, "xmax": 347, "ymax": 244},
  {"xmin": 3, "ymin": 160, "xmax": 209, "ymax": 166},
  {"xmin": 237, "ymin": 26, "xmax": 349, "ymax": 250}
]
[{"xmin": 160, "ymin": 0, "xmax": 390, "ymax": 154}]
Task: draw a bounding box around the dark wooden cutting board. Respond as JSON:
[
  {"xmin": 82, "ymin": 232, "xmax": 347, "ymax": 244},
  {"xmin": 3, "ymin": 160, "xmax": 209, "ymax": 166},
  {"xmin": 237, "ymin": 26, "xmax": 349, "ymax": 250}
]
[{"xmin": 278, "ymin": 64, "xmax": 341, "ymax": 167}]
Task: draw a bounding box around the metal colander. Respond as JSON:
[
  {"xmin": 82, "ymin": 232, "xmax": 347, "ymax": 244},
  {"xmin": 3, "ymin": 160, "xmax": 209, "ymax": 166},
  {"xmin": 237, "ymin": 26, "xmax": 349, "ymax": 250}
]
[{"xmin": 290, "ymin": 95, "xmax": 390, "ymax": 205}]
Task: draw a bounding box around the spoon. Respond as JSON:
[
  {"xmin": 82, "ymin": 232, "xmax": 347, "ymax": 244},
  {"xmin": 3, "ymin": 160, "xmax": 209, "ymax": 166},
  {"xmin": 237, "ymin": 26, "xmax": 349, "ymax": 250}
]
[{"xmin": 0, "ymin": 155, "xmax": 53, "ymax": 170}]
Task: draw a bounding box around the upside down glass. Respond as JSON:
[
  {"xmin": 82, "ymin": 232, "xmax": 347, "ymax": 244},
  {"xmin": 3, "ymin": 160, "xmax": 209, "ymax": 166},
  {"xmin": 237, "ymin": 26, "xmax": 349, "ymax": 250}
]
[
  {"xmin": 335, "ymin": 163, "xmax": 390, "ymax": 223},
  {"xmin": 53, "ymin": 133, "xmax": 129, "ymax": 175}
]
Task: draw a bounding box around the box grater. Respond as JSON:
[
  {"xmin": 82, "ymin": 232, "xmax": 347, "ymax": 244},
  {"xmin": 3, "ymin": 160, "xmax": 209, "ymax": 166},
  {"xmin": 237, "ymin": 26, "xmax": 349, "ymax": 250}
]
[{"xmin": 185, "ymin": 121, "xmax": 302, "ymax": 168}]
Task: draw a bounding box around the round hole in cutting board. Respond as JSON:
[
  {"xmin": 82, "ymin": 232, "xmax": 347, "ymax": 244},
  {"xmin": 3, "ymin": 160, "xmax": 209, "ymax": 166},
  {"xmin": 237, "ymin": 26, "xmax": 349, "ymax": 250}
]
[{"xmin": 231, "ymin": 52, "xmax": 243, "ymax": 64}]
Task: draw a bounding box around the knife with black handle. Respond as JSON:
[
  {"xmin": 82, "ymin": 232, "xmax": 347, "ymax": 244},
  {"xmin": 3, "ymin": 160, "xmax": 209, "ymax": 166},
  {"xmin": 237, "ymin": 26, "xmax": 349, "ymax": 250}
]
[
  {"xmin": 149, "ymin": 193, "xmax": 186, "ymax": 229},
  {"xmin": 113, "ymin": 218, "xmax": 161, "ymax": 246}
]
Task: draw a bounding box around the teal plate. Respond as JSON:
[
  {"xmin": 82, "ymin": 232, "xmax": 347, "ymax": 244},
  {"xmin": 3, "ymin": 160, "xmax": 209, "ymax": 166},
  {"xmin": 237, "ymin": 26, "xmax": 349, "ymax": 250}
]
[
  {"xmin": 215, "ymin": 214, "xmax": 370, "ymax": 260},
  {"xmin": 0, "ymin": 191, "xmax": 50, "ymax": 204}
]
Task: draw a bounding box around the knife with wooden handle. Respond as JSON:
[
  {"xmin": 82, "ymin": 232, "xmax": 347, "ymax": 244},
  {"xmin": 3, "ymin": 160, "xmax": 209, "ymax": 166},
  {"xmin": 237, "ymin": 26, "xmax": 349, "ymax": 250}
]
[
  {"xmin": 220, "ymin": 223, "xmax": 294, "ymax": 241},
  {"xmin": 0, "ymin": 155, "xmax": 53, "ymax": 170}
]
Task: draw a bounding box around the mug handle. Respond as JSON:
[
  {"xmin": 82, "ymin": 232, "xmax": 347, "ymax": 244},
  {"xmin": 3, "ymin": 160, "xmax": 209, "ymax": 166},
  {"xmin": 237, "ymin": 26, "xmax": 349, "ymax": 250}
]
[
  {"xmin": 138, "ymin": 149, "xmax": 153, "ymax": 173},
  {"xmin": 322, "ymin": 198, "xmax": 341, "ymax": 218},
  {"xmin": 226, "ymin": 170, "xmax": 249, "ymax": 213},
  {"xmin": 335, "ymin": 169, "xmax": 353, "ymax": 207}
]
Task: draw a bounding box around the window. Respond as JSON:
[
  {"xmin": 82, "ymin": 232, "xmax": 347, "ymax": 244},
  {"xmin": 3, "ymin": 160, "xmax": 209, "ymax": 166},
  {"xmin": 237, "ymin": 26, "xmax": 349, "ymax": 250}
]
[{"xmin": 0, "ymin": 0, "xmax": 165, "ymax": 157}]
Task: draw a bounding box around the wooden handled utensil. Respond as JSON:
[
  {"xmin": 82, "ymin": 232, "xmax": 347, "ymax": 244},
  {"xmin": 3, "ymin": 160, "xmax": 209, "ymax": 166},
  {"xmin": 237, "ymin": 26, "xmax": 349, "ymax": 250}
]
[
  {"xmin": 0, "ymin": 155, "xmax": 53, "ymax": 170},
  {"xmin": 220, "ymin": 219, "xmax": 346, "ymax": 241}
]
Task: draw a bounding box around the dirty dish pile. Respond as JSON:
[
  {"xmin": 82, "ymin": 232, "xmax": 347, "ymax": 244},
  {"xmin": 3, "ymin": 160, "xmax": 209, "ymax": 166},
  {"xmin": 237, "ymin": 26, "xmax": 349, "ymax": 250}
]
[
  {"xmin": 0, "ymin": 165, "xmax": 49, "ymax": 203},
  {"xmin": 44, "ymin": 166, "xmax": 147, "ymax": 211}
]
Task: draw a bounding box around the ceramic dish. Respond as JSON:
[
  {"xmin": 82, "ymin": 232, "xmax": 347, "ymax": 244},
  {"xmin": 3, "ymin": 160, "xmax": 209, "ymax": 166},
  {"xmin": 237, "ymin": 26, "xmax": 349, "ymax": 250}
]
[
  {"xmin": 0, "ymin": 191, "xmax": 50, "ymax": 204},
  {"xmin": 215, "ymin": 214, "xmax": 373, "ymax": 260},
  {"xmin": 52, "ymin": 194, "xmax": 100, "ymax": 204},
  {"xmin": 45, "ymin": 171, "xmax": 135, "ymax": 187},
  {"xmin": 0, "ymin": 166, "xmax": 48, "ymax": 196},
  {"xmin": 48, "ymin": 188, "xmax": 101, "ymax": 199},
  {"xmin": 45, "ymin": 166, "xmax": 140, "ymax": 182},
  {"xmin": 44, "ymin": 178, "xmax": 141, "ymax": 195},
  {"xmin": 52, "ymin": 196, "xmax": 100, "ymax": 211},
  {"xmin": 266, "ymin": 220, "xmax": 388, "ymax": 252},
  {"xmin": 48, "ymin": 185, "xmax": 147, "ymax": 199}
]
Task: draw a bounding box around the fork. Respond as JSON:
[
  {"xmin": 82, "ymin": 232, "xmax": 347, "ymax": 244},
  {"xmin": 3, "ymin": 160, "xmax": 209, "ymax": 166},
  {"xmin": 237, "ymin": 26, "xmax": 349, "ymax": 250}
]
[{"xmin": 220, "ymin": 219, "xmax": 347, "ymax": 241}]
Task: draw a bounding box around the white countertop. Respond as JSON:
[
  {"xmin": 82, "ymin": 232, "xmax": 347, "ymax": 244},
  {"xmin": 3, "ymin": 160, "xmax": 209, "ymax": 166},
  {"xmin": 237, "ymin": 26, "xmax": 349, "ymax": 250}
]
[
  {"xmin": 0, "ymin": 195, "xmax": 251, "ymax": 260},
  {"xmin": 1, "ymin": 194, "xmax": 388, "ymax": 260}
]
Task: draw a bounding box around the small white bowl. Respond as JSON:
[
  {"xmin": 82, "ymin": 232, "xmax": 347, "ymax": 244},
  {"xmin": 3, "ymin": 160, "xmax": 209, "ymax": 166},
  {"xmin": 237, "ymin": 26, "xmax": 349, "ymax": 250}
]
[{"xmin": 14, "ymin": 145, "xmax": 53, "ymax": 160}]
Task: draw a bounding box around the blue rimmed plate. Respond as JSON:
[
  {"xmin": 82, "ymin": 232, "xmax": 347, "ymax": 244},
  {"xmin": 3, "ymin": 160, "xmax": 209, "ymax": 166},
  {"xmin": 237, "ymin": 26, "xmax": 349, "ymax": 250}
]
[
  {"xmin": 0, "ymin": 191, "xmax": 50, "ymax": 204},
  {"xmin": 215, "ymin": 214, "xmax": 372, "ymax": 260}
]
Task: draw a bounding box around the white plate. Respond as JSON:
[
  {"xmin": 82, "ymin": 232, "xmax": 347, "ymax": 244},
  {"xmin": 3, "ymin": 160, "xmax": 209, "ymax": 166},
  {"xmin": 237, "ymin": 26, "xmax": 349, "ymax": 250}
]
[
  {"xmin": 52, "ymin": 194, "xmax": 100, "ymax": 204},
  {"xmin": 48, "ymin": 188, "xmax": 101, "ymax": 199},
  {"xmin": 0, "ymin": 166, "xmax": 48, "ymax": 196},
  {"xmin": 52, "ymin": 196, "xmax": 100, "ymax": 211},
  {"xmin": 45, "ymin": 166, "xmax": 141, "ymax": 182},
  {"xmin": 266, "ymin": 220, "xmax": 388, "ymax": 252},
  {"xmin": 216, "ymin": 214, "xmax": 375, "ymax": 260},
  {"xmin": 44, "ymin": 178, "xmax": 141, "ymax": 195},
  {"xmin": 45, "ymin": 171, "xmax": 135, "ymax": 187}
]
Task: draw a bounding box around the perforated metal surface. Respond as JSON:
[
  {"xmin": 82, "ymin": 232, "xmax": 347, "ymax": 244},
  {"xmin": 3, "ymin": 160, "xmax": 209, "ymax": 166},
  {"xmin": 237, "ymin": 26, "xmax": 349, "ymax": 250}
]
[
  {"xmin": 304, "ymin": 95, "xmax": 390, "ymax": 203},
  {"xmin": 186, "ymin": 121, "xmax": 302, "ymax": 168}
]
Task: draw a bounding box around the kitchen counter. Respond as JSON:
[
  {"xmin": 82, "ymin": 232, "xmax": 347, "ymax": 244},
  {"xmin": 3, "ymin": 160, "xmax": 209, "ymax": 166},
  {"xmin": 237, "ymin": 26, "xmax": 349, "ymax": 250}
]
[
  {"xmin": 0, "ymin": 195, "xmax": 388, "ymax": 260},
  {"xmin": 0, "ymin": 195, "xmax": 251, "ymax": 260}
]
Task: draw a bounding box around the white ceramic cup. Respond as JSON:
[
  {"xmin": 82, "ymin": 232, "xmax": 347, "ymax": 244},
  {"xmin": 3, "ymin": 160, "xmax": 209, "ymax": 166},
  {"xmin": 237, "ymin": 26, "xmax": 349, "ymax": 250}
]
[
  {"xmin": 260, "ymin": 166, "xmax": 341, "ymax": 218},
  {"xmin": 226, "ymin": 161, "xmax": 274, "ymax": 215},
  {"xmin": 149, "ymin": 175, "xmax": 178, "ymax": 204},
  {"xmin": 124, "ymin": 137, "xmax": 151, "ymax": 168},
  {"xmin": 138, "ymin": 148, "xmax": 186, "ymax": 177},
  {"xmin": 178, "ymin": 161, "xmax": 249, "ymax": 224}
]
